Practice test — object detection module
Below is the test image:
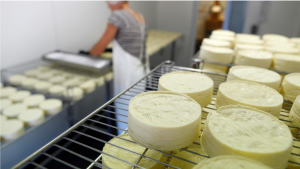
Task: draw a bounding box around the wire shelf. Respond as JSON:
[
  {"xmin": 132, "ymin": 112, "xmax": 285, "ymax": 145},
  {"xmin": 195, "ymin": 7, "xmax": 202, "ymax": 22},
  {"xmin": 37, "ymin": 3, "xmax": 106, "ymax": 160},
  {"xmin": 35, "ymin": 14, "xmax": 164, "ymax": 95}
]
[{"xmin": 14, "ymin": 60, "xmax": 299, "ymax": 169}]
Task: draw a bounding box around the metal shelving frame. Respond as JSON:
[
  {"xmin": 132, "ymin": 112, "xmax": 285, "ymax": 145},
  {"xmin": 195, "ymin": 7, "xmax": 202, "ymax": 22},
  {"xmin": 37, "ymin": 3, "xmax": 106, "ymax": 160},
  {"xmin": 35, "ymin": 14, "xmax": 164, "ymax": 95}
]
[{"xmin": 14, "ymin": 60, "xmax": 300, "ymax": 169}]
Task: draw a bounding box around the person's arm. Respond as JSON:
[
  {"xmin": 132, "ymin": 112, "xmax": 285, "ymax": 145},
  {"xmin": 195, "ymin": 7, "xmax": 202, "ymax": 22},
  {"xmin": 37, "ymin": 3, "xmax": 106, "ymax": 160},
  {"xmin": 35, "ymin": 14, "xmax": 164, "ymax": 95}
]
[{"xmin": 90, "ymin": 23, "xmax": 118, "ymax": 56}]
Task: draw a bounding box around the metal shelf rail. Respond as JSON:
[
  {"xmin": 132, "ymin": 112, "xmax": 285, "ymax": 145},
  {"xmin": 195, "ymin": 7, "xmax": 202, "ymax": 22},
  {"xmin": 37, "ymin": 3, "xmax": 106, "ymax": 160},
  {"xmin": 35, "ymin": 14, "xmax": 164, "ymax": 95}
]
[{"xmin": 14, "ymin": 60, "xmax": 299, "ymax": 169}]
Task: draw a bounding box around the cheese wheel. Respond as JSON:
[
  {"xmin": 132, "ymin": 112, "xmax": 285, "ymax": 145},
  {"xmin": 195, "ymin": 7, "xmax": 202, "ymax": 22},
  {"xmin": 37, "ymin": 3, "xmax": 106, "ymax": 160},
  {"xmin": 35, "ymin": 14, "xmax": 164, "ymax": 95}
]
[
  {"xmin": 0, "ymin": 86, "xmax": 17, "ymax": 98},
  {"xmin": 21, "ymin": 78, "xmax": 40, "ymax": 89},
  {"xmin": 158, "ymin": 72, "xmax": 213, "ymax": 108},
  {"xmin": 102, "ymin": 134, "xmax": 165, "ymax": 169},
  {"xmin": 265, "ymin": 41, "xmax": 296, "ymax": 48},
  {"xmin": 215, "ymin": 80, "xmax": 283, "ymax": 117},
  {"xmin": 95, "ymin": 76, "xmax": 105, "ymax": 86},
  {"xmin": 266, "ymin": 46, "xmax": 299, "ymax": 55},
  {"xmin": 199, "ymin": 46, "xmax": 234, "ymax": 64},
  {"xmin": 9, "ymin": 74, "xmax": 27, "ymax": 86},
  {"xmin": 9, "ymin": 90, "xmax": 31, "ymax": 103},
  {"xmin": 24, "ymin": 69, "xmax": 40, "ymax": 77},
  {"xmin": 128, "ymin": 91, "xmax": 202, "ymax": 151},
  {"xmin": 0, "ymin": 119, "xmax": 24, "ymax": 141},
  {"xmin": 236, "ymin": 34, "xmax": 260, "ymax": 40},
  {"xmin": 192, "ymin": 155, "xmax": 272, "ymax": 169},
  {"xmin": 105, "ymin": 71, "xmax": 114, "ymax": 81},
  {"xmin": 49, "ymin": 85, "xmax": 66, "ymax": 97},
  {"xmin": 263, "ymin": 34, "xmax": 289, "ymax": 42},
  {"xmin": 34, "ymin": 81, "xmax": 52, "ymax": 93},
  {"xmin": 64, "ymin": 87, "xmax": 83, "ymax": 101},
  {"xmin": 62, "ymin": 77, "xmax": 83, "ymax": 87},
  {"xmin": 18, "ymin": 108, "xmax": 44, "ymax": 126},
  {"xmin": 36, "ymin": 71, "xmax": 56, "ymax": 80},
  {"xmin": 227, "ymin": 66, "xmax": 281, "ymax": 90},
  {"xmin": 49, "ymin": 75, "xmax": 66, "ymax": 84},
  {"xmin": 79, "ymin": 80, "xmax": 96, "ymax": 93},
  {"xmin": 290, "ymin": 96, "xmax": 300, "ymax": 128},
  {"xmin": 288, "ymin": 138, "xmax": 300, "ymax": 169},
  {"xmin": 3, "ymin": 103, "xmax": 27, "ymax": 118},
  {"xmin": 211, "ymin": 30, "xmax": 235, "ymax": 37},
  {"xmin": 168, "ymin": 148, "xmax": 208, "ymax": 169},
  {"xmin": 236, "ymin": 38, "xmax": 263, "ymax": 46},
  {"xmin": 280, "ymin": 73, "xmax": 300, "ymax": 102},
  {"xmin": 209, "ymin": 35, "xmax": 235, "ymax": 48},
  {"xmin": 202, "ymin": 38, "xmax": 231, "ymax": 48},
  {"xmin": 23, "ymin": 94, "xmax": 45, "ymax": 108},
  {"xmin": 0, "ymin": 114, "xmax": 7, "ymax": 122},
  {"xmin": 201, "ymin": 63, "xmax": 228, "ymax": 74},
  {"xmin": 201, "ymin": 105, "xmax": 292, "ymax": 169},
  {"xmin": 38, "ymin": 65, "xmax": 51, "ymax": 72},
  {"xmin": 39, "ymin": 99, "xmax": 62, "ymax": 115},
  {"xmin": 0, "ymin": 99, "xmax": 12, "ymax": 113},
  {"xmin": 234, "ymin": 50, "xmax": 273, "ymax": 69},
  {"xmin": 273, "ymin": 54, "xmax": 300, "ymax": 73},
  {"xmin": 234, "ymin": 44, "xmax": 264, "ymax": 55}
]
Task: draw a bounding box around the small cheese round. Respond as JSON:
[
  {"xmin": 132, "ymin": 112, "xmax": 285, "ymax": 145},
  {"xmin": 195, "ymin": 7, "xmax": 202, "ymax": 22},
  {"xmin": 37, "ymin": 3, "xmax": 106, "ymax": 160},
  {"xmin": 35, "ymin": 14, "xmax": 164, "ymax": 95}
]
[
  {"xmin": 94, "ymin": 76, "xmax": 105, "ymax": 86},
  {"xmin": 49, "ymin": 75, "xmax": 66, "ymax": 84},
  {"xmin": 128, "ymin": 91, "xmax": 202, "ymax": 151},
  {"xmin": 227, "ymin": 66, "xmax": 281, "ymax": 90},
  {"xmin": 3, "ymin": 103, "xmax": 27, "ymax": 118},
  {"xmin": 23, "ymin": 94, "xmax": 45, "ymax": 108},
  {"xmin": 202, "ymin": 38, "xmax": 231, "ymax": 48},
  {"xmin": 236, "ymin": 34, "xmax": 260, "ymax": 40},
  {"xmin": 36, "ymin": 71, "xmax": 55, "ymax": 80},
  {"xmin": 49, "ymin": 85, "xmax": 66, "ymax": 97},
  {"xmin": 0, "ymin": 114, "xmax": 7, "ymax": 122},
  {"xmin": 158, "ymin": 72, "xmax": 214, "ymax": 108},
  {"xmin": 39, "ymin": 99, "xmax": 62, "ymax": 115},
  {"xmin": 24, "ymin": 69, "xmax": 40, "ymax": 77},
  {"xmin": 0, "ymin": 119, "xmax": 24, "ymax": 141},
  {"xmin": 273, "ymin": 54, "xmax": 300, "ymax": 73},
  {"xmin": 105, "ymin": 71, "xmax": 114, "ymax": 81},
  {"xmin": 9, "ymin": 74, "xmax": 27, "ymax": 86},
  {"xmin": 79, "ymin": 80, "xmax": 96, "ymax": 93},
  {"xmin": 201, "ymin": 105, "xmax": 292, "ymax": 169},
  {"xmin": 34, "ymin": 81, "xmax": 52, "ymax": 93},
  {"xmin": 201, "ymin": 63, "xmax": 228, "ymax": 74},
  {"xmin": 102, "ymin": 134, "xmax": 165, "ymax": 169},
  {"xmin": 0, "ymin": 86, "xmax": 17, "ymax": 98},
  {"xmin": 281, "ymin": 73, "xmax": 300, "ymax": 102},
  {"xmin": 234, "ymin": 44, "xmax": 264, "ymax": 55},
  {"xmin": 18, "ymin": 108, "xmax": 44, "ymax": 126},
  {"xmin": 168, "ymin": 148, "xmax": 208, "ymax": 169},
  {"xmin": 236, "ymin": 38, "xmax": 263, "ymax": 46},
  {"xmin": 9, "ymin": 90, "xmax": 31, "ymax": 103},
  {"xmin": 234, "ymin": 50, "xmax": 273, "ymax": 69},
  {"xmin": 21, "ymin": 78, "xmax": 40, "ymax": 89},
  {"xmin": 38, "ymin": 65, "xmax": 51, "ymax": 72},
  {"xmin": 210, "ymin": 35, "xmax": 235, "ymax": 48},
  {"xmin": 211, "ymin": 30, "xmax": 235, "ymax": 37},
  {"xmin": 266, "ymin": 46, "xmax": 299, "ymax": 55},
  {"xmin": 62, "ymin": 77, "xmax": 83, "ymax": 87},
  {"xmin": 290, "ymin": 96, "xmax": 300, "ymax": 128},
  {"xmin": 199, "ymin": 46, "xmax": 234, "ymax": 64},
  {"xmin": 263, "ymin": 34, "xmax": 289, "ymax": 42},
  {"xmin": 0, "ymin": 99, "xmax": 12, "ymax": 113},
  {"xmin": 215, "ymin": 80, "xmax": 283, "ymax": 117},
  {"xmin": 64, "ymin": 87, "xmax": 83, "ymax": 101},
  {"xmin": 192, "ymin": 155, "xmax": 272, "ymax": 169}
]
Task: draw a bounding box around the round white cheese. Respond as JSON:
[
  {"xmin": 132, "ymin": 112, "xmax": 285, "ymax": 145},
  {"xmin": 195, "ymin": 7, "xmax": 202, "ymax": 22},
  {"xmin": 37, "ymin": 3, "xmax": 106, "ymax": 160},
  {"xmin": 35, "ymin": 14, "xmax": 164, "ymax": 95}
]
[
  {"xmin": 18, "ymin": 108, "xmax": 44, "ymax": 126},
  {"xmin": 79, "ymin": 80, "xmax": 96, "ymax": 93},
  {"xmin": 201, "ymin": 105, "xmax": 292, "ymax": 169},
  {"xmin": 105, "ymin": 71, "xmax": 114, "ymax": 81},
  {"xmin": 34, "ymin": 81, "xmax": 52, "ymax": 93},
  {"xmin": 102, "ymin": 134, "xmax": 165, "ymax": 169},
  {"xmin": 24, "ymin": 69, "xmax": 40, "ymax": 77},
  {"xmin": 236, "ymin": 34, "xmax": 260, "ymax": 40},
  {"xmin": 9, "ymin": 90, "xmax": 31, "ymax": 103},
  {"xmin": 234, "ymin": 50, "xmax": 273, "ymax": 69},
  {"xmin": 281, "ymin": 73, "xmax": 300, "ymax": 102},
  {"xmin": 158, "ymin": 72, "xmax": 214, "ymax": 108},
  {"xmin": 168, "ymin": 148, "xmax": 208, "ymax": 169},
  {"xmin": 49, "ymin": 85, "xmax": 66, "ymax": 97},
  {"xmin": 210, "ymin": 35, "xmax": 235, "ymax": 48},
  {"xmin": 211, "ymin": 30, "xmax": 235, "ymax": 37},
  {"xmin": 0, "ymin": 119, "xmax": 24, "ymax": 141},
  {"xmin": 9, "ymin": 74, "xmax": 27, "ymax": 86},
  {"xmin": 0, "ymin": 114, "xmax": 7, "ymax": 122},
  {"xmin": 290, "ymin": 95, "xmax": 300, "ymax": 128},
  {"xmin": 39, "ymin": 99, "xmax": 62, "ymax": 115},
  {"xmin": 3, "ymin": 103, "xmax": 27, "ymax": 118},
  {"xmin": 0, "ymin": 99, "xmax": 12, "ymax": 113},
  {"xmin": 64, "ymin": 87, "xmax": 83, "ymax": 101},
  {"xmin": 215, "ymin": 80, "xmax": 283, "ymax": 117},
  {"xmin": 202, "ymin": 38, "xmax": 231, "ymax": 48},
  {"xmin": 266, "ymin": 46, "xmax": 299, "ymax": 55},
  {"xmin": 94, "ymin": 76, "xmax": 105, "ymax": 86},
  {"xmin": 273, "ymin": 54, "xmax": 300, "ymax": 73},
  {"xmin": 38, "ymin": 65, "xmax": 51, "ymax": 72},
  {"xmin": 192, "ymin": 155, "xmax": 272, "ymax": 169},
  {"xmin": 236, "ymin": 38, "xmax": 263, "ymax": 46},
  {"xmin": 21, "ymin": 78, "xmax": 40, "ymax": 89},
  {"xmin": 199, "ymin": 46, "xmax": 234, "ymax": 64},
  {"xmin": 49, "ymin": 75, "xmax": 66, "ymax": 84},
  {"xmin": 36, "ymin": 71, "xmax": 55, "ymax": 80},
  {"xmin": 128, "ymin": 91, "xmax": 202, "ymax": 151},
  {"xmin": 234, "ymin": 44, "xmax": 264, "ymax": 55},
  {"xmin": 62, "ymin": 77, "xmax": 83, "ymax": 87},
  {"xmin": 23, "ymin": 94, "xmax": 45, "ymax": 108},
  {"xmin": 227, "ymin": 66, "xmax": 281, "ymax": 90},
  {"xmin": 201, "ymin": 63, "xmax": 228, "ymax": 74},
  {"xmin": 263, "ymin": 34, "xmax": 289, "ymax": 42},
  {"xmin": 0, "ymin": 86, "xmax": 17, "ymax": 98}
]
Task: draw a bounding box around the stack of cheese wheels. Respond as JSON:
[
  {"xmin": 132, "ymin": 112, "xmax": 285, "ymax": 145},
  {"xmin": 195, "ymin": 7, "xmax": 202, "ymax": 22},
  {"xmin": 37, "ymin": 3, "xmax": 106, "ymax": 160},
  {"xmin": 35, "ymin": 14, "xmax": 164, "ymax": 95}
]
[
  {"xmin": 266, "ymin": 46, "xmax": 299, "ymax": 55},
  {"xmin": 199, "ymin": 46, "xmax": 234, "ymax": 64},
  {"xmin": 79, "ymin": 80, "xmax": 96, "ymax": 93},
  {"xmin": 18, "ymin": 108, "xmax": 44, "ymax": 126},
  {"xmin": 236, "ymin": 38, "xmax": 263, "ymax": 46},
  {"xmin": 280, "ymin": 73, "xmax": 300, "ymax": 102},
  {"xmin": 49, "ymin": 85, "xmax": 66, "ymax": 97},
  {"xmin": 202, "ymin": 63, "xmax": 228, "ymax": 74},
  {"xmin": 24, "ymin": 69, "xmax": 40, "ymax": 77},
  {"xmin": 227, "ymin": 66, "xmax": 281, "ymax": 90},
  {"xmin": 0, "ymin": 99, "xmax": 12, "ymax": 113},
  {"xmin": 236, "ymin": 34, "xmax": 260, "ymax": 40},
  {"xmin": 288, "ymin": 138, "xmax": 300, "ymax": 169},
  {"xmin": 211, "ymin": 30, "xmax": 235, "ymax": 37},
  {"xmin": 21, "ymin": 78, "xmax": 40, "ymax": 89},
  {"xmin": 210, "ymin": 36, "xmax": 235, "ymax": 48},
  {"xmin": 105, "ymin": 71, "xmax": 114, "ymax": 81},
  {"xmin": 234, "ymin": 50, "xmax": 273, "ymax": 69},
  {"xmin": 158, "ymin": 72, "xmax": 214, "ymax": 108},
  {"xmin": 0, "ymin": 119, "xmax": 24, "ymax": 141},
  {"xmin": 273, "ymin": 54, "xmax": 300, "ymax": 73},
  {"xmin": 3, "ymin": 103, "xmax": 27, "ymax": 118},
  {"xmin": 34, "ymin": 81, "xmax": 52, "ymax": 94},
  {"xmin": 168, "ymin": 148, "xmax": 208, "ymax": 169},
  {"xmin": 9, "ymin": 90, "xmax": 31, "ymax": 103},
  {"xmin": 263, "ymin": 34, "xmax": 289, "ymax": 42},
  {"xmin": 39, "ymin": 99, "xmax": 62, "ymax": 115},
  {"xmin": 49, "ymin": 75, "xmax": 66, "ymax": 84},
  {"xmin": 36, "ymin": 71, "xmax": 55, "ymax": 80},
  {"xmin": 128, "ymin": 91, "xmax": 202, "ymax": 151},
  {"xmin": 64, "ymin": 87, "xmax": 84, "ymax": 101},
  {"xmin": 201, "ymin": 105, "xmax": 292, "ymax": 169},
  {"xmin": 23, "ymin": 94, "xmax": 45, "ymax": 108},
  {"xmin": 192, "ymin": 155, "xmax": 272, "ymax": 169},
  {"xmin": 0, "ymin": 87, "xmax": 17, "ymax": 98},
  {"xmin": 215, "ymin": 80, "xmax": 283, "ymax": 117},
  {"xmin": 234, "ymin": 44, "xmax": 264, "ymax": 55},
  {"xmin": 290, "ymin": 95, "xmax": 300, "ymax": 128},
  {"xmin": 102, "ymin": 134, "xmax": 165, "ymax": 169},
  {"xmin": 202, "ymin": 38, "xmax": 231, "ymax": 48},
  {"xmin": 9, "ymin": 74, "xmax": 27, "ymax": 86}
]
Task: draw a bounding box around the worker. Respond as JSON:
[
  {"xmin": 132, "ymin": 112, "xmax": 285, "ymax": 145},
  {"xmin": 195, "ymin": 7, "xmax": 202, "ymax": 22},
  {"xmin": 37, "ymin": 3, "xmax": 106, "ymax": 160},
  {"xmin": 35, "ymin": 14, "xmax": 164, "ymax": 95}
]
[{"xmin": 90, "ymin": 1, "xmax": 148, "ymax": 96}]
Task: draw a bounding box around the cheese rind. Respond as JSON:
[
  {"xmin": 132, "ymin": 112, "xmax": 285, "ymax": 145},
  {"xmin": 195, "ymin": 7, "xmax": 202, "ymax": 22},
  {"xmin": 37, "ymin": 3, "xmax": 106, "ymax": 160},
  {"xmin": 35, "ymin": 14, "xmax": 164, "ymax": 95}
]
[
  {"xmin": 23, "ymin": 94, "xmax": 45, "ymax": 108},
  {"xmin": 202, "ymin": 38, "xmax": 231, "ymax": 48},
  {"xmin": 18, "ymin": 108, "xmax": 44, "ymax": 126},
  {"xmin": 227, "ymin": 66, "xmax": 281, "ymax": 90},
  {"xmin": 3, "ymin": 103, "xmax": 28, "ymax": 118},
  {"xmin": 201, "ymin": 105, "xmax": 292, "ymax": 169},
  {"xmin": 280, "ymin": 73, "xmax": 300, "ymax": 102},
  {"xmin": 290, "ymin": 96, "xmax": 300, "ymax": 128},
  {"xmin": 9, "ymin": 90, "xmax": 31, "ymax": 103},
  {"xmin": 192, "ymin": 155, "xmax": 272, "ymax": 169},
  {"xmin": 0, "ymin": 87, "xmax": 17, "ymax": 98},
  {"xmin": 39, "ymin": 99, "xmax": 62, "ymax": 115},
  {"xmin": 234, "ymin": 50, "xmax": 273, "ymax": 69},
  {"xmin": 0, "ymin": 119, "xmax": 24, "ymax": 141},
  {"xmin": 128, "ymin": 91, "xmax": 202, "ymax": 151},
  {"xmin": 273, "ymin": 54, "xmax": 300, "ymax": 73},
  {"xmin": 158, "ymin": 72, "xmax": 214, "ymax": 108},
  {"xmin": 199, "ymin": 46, "xmax": 234, "ymax": 64},
  {"xmin": 215, "ymin": 80, "xmax": 283, "ymax": 117}
]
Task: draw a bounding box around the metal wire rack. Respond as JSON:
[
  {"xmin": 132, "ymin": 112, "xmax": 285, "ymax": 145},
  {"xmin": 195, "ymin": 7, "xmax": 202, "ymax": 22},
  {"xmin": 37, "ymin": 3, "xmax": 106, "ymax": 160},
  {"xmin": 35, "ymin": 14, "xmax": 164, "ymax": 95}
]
[{"xmin": 14, "ymin": 60, "xmax": 300, "ymax": 169}]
